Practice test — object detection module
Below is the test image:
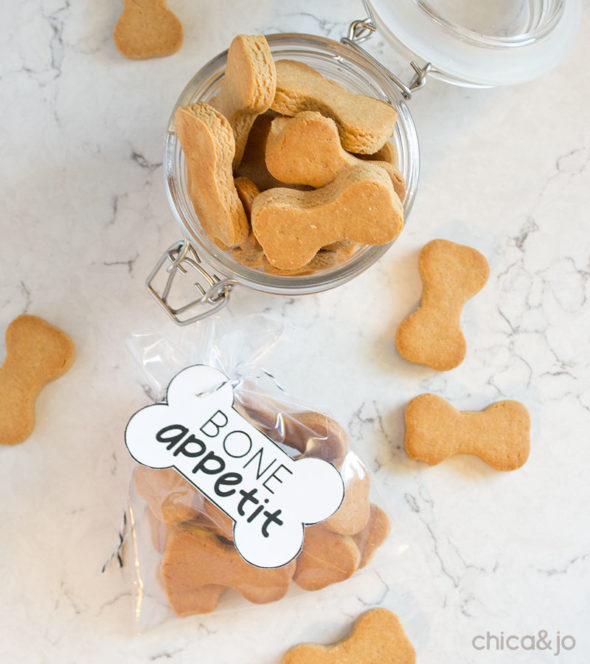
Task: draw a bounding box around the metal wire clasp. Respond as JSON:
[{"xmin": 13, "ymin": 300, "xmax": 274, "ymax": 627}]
[
  {"xmin": 146, "ymin": 240, "xmax": 235, "ymax": 326},
  {"xmin": 342, "ymin": 17, "xmax": 432, "ymax": 100},
  {"xmin": 346, "ymin": 18, "xmax": 377, "ymax": 44}
]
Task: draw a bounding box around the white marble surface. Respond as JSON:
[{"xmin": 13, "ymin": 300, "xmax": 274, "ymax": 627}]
[{"xmin": 1, "ymin": 1, "xmax": 590, "ymax": 662}]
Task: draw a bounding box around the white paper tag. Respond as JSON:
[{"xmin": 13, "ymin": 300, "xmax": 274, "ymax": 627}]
[{"xmin": 125, "ymin": 365, "xmax": 345, "ymax": 568}]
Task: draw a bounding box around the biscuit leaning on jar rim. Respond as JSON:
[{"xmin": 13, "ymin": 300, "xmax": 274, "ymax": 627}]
[
  {"xmin": 174, "ymin": 102, "xmax": 249, "ymax": 247},
  {"xmin": 210, "ymin": 34, "xmax": 277, "ymax": 168},
  {"xmin": 272, "ymin": 59, "xmax": 398, "ymax": 154}
]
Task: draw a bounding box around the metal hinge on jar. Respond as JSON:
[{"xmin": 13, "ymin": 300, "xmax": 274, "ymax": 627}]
[
  {"xmin": 146, "ymin": 240, "xmax": 235, "ymax": 326},
  {"xmin": 341, "ymin": 18, "xmax": 432, "ymax": 100}
]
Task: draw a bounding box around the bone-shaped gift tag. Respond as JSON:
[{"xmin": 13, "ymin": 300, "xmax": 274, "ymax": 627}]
[
  {"xmin": 125, "ymin": 365, "xmax": 344, "ymax": 568},
  {"xmin": 404, "ymin": 393, "xmax": 530, "ymax": 470}
]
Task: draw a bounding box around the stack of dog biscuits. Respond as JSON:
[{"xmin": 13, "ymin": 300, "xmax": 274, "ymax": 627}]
[
  {"xmin": 175, "ymin": 34, "xmax": 405, "ymax": 275},
  {"xmin": 134, "ymin": 392, "xmax": 390, "ymax": 617}
]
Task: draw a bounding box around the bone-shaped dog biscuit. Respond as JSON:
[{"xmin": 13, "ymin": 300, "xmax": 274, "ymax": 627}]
[
  {"xmin": 113, "ymin": 0, "xmax": 183, "ymax": 60},
  {"xmin": 175, "ymin": 103, "xmax": 249, "ymax": 247},
  {"xmin": 0, "ymin": 315, "xmax": 75, "ymax": 445},
  {"xmin": 231, "ymin": 185, "xmax": 358, "ymax": 273},
  {"xmin": 134, "ymin": 466, "xmax": 204, "ymax": 525},
  {"xmin": 252, "ymin": 163, "xmax": 403, "ymax": 270},
  {"xmin": 236, "ymin": 392, "xmax": 348, "ymax": 461},
  {"xmin": 396, "ymin": 239, "xmax": 489, "ymax": 371},
  {"xmin": 235, "ymin": 178, "xmax": 357, "ymax": 276},
  {"xmin": 353, "ymin": 504, "xmax": 390, "ymax": 569},
  {"xmin": 236, "ymin": 113, "xmax": 313, "ymax": 192},
  {"xmin": 266, "ymin": 111, "xmax": 405, "ymax": 199},
  {"xmin": 324, "ymin": 456, "xmax": 371, "ymax": 536},
  {"xmin": 156, "ymin": 541, "xmax": 228, "ymax": 616},
  {"xmin": 272, "ymin": 60, "xmax": 398, "ymax": 154},
  {"xmin": 210, "ymin": 35, "xmax": 276, "ymax": 167},
  {"xmin": 293, "ymin": 524, "xmax": 360, "ymax": 591},
  {"xmin": 405, "ymin": 394, "xmax": 531, "ymax": 470},
  {"xmin": 281, "ymin": 608, "xmax": 416, "ymax": 664},
  {"xmin": 162, "ymin": 524, "xmax": 296, "ymax": 615}
]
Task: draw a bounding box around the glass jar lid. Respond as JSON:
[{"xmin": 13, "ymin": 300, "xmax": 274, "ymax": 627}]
[{"xmin": 365, "ymin": 0, "xmax": 581, "ymax": 87}]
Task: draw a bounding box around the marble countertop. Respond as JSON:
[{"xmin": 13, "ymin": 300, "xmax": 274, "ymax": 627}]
[{"xmin": 1, "ymin": 1, "xmax": 589, "ymax": 662}]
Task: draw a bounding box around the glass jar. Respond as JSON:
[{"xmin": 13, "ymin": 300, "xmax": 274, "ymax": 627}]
[{"xmin": 148, "ymin": 1, "xmax": 580, "ymax": 325}]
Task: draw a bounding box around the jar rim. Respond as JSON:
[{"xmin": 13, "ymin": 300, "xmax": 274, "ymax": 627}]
[{"xmin": 163, "ymin": 32, "xmax": 419, "ymax": 296}]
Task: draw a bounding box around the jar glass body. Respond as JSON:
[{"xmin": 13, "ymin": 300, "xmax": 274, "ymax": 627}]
[{"xmin": 164, "ymin": 33, "xmax": 419, "ymax": 297}]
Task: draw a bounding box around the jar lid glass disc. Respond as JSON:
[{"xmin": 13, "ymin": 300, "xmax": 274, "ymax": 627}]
[{"xmin": 365, "ymin": 0, "xmax": 582, "ymax": 86}]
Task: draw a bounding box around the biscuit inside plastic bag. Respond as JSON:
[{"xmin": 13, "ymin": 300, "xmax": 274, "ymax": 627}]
[{"xmin": 125, "ymin": 315, "xmax": 394, "ymax": 630}]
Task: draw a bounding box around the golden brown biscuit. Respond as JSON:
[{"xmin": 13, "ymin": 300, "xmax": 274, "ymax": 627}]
[
  {"xmin": 268, "ymin": 244, "xmax": 358, "ymax": 274},
  {"xmin": 175, "ymin": 102, "xmax": 249, "ymax": 247},
  {"xmin": 161, "ymin": 524, "xmax": 296, "ymax": 615},
  {"xmin": 210, "ymin": 35, "xmax": 276, "ymax": 167},
  {"xmin": 324, "ymin": 456, "xmax": 371, "ymax": 536},
  {"xmin": 353, "ymin": 504, "xmax": 391, "ymax": 569},
  {"xmin": 201, "ymin": 498, "xmax": 234, "ymax": 541},
  {"xmin": 0, "ymin": 315, "xmax": 75, "ymax": 446},
  {"xmin": 252, "ymin": 163, "xmax": 403, "ymax": 270},
  {"xmin": 236, "ymin": 394, "xmax": 348, "ymax": 461},
  {"xmin": 234, "ymin": 176, "xmax": 260, "ymax": 221},
  {"xmin": 216, "ymin": 189, "xmax": 340, "ymax": 262},
  {"xmin": 158, "ymin": 556, "xmax": 225, "ymax": 615},
  {"xmin": 272, "ymin": 60, "xmax": 398, "ymax": 154},
  {"xmin": 233, "ymin": 242, "xmax": 358, "ymax": 275},
  {"xmin": 235, "ymin": 113, "xmax": 312, "ymax": 192},
  {"xmin": 235, "ymin": 114, "xmax": 283, "ymax": 190},
  {"xmin": 231, "ymin": 177, "xmax": 265, "ymax": 268},
  {"xmin": 134, "ymin": 466, "xmax": 204, "ymax": 525},
  {"xmin": 356, "ymin": 141, "xmax": 398, "ymax": 166},
  {"xmin": 266, "ymin": 111, "xmax": 405, "ymax": 199},
  {"xmin": 113, "ymin": 0, "xmax": 183, "ymax": 60},
  {"xmin": 231, "ymin": 240, "xmax": 265, "ymax": 270},
  {"xmin": 404, "ymin": 393, "xmax": 531, "ymax": 470},
  {"xmin": 281, "ymin": 608, "xmax": 416, "ymax": 664},
  {"xmin": 293, "ymin": 525, "xmax": 360, "ymax": 591},
  {"xmin": 287, "ymin": 410, "xmax": 349, "ymax": 460},
  {"xmin": 395, "ymin": 239, "xmax": 489, "ymax": 371}
]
